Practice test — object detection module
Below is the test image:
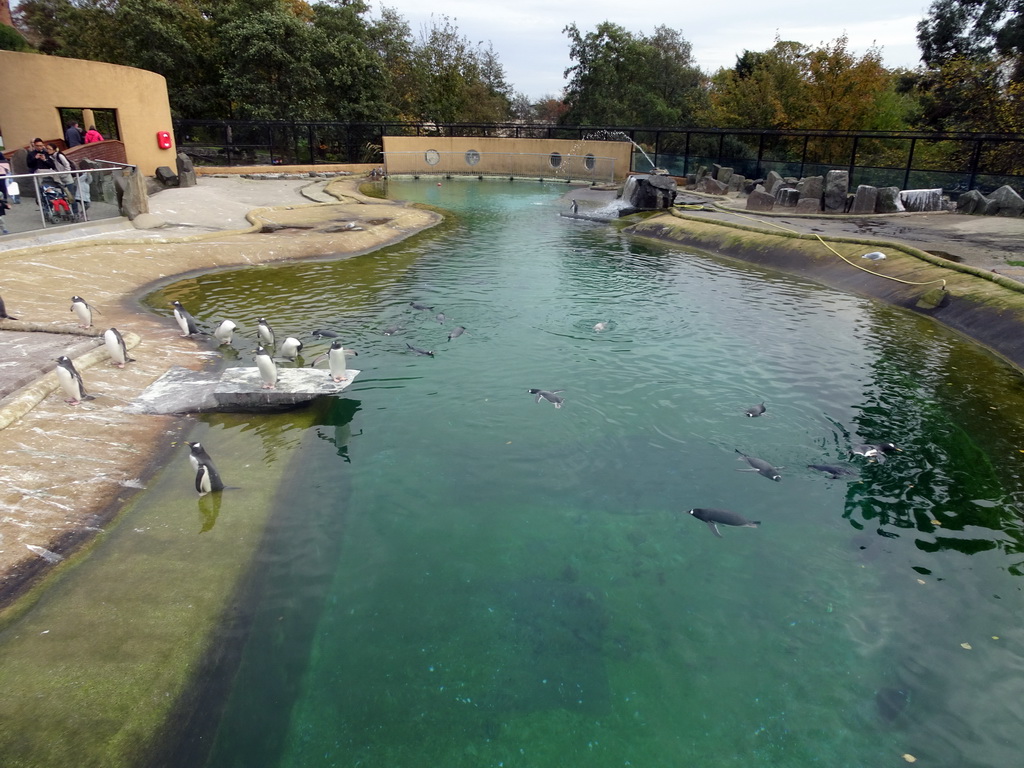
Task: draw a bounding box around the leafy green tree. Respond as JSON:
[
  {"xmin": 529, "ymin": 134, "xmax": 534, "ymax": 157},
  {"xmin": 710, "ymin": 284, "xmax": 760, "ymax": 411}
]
[
  {"xmin": 708, "ymin": 40, "xmax": 808, "ymax": 128},
  {"xmin": 917, "ymin": 0, "xmax": 1024, "ymax": 76}
]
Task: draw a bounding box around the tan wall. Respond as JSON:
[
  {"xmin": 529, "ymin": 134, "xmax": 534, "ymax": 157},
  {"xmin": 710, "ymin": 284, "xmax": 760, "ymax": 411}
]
[
  {"xmin": 0, "ymin": 51, "xmax": 175, "ymax": 176},
  {"xmin": 383, "ymin": 136, "xmax": 633, "ymax": 182}
]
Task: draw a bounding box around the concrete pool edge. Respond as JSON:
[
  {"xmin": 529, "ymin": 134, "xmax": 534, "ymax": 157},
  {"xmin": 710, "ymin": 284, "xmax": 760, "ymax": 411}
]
[{"xmin": 625, "ymin": 211, "xmax": 1024, "ymax": 372}]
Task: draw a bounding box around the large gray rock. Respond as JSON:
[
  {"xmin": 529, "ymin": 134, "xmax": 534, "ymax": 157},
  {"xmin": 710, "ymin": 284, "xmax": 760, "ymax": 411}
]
[
  {"xmin": 155, "ymin": 166, "xmax": 179, "ymax": 186},
  {"xmin": 717, "ymin": 167, "xmax": 734, "ymax": 185},
  {"xmin": 694, "ymin": 176, "xmax": 728, "ymax": 195},
  {"xmin": 956, "ymin": 189, "xmax": 988, "ymax": 215},
  {"xmin": 798, "ymin": 176, "xmax": 823, "ymax": 202},
  {"xmin": 118, "ymin": 167, "xmax": 150, "ymax": 220},
  {"xmin": 988, "ymin": 185, "xmax": 1024, "ymax": 217},
  {"xmin": 726, "ymin": 173, "xmax": 745, "ymax": 193},
  {"xmin": 746, "ymin": 190, "xmax": 776, "ymax": 212},
  {"xmin": 775, "ymin": 188, "xmax": 800, "ymax": 207},
  {"xmin": 712, "ymin": 163, "xmax": 723, "ymax": 180},
  {"xmin": 176, "ymin": 152, "xmax": 197, "ymax": 187},
  {"xmin": 823, "ymin": 170, "xmax": 849, "ymax": 212},
  {"xmin": 851, "ymin": 185, "xmax": 878, "ymax": 215},
  {"xmin": 900, "ymin": 188, "xmax": 943, "ymax": 212},
  {"xmin": 796, "ymin": 198, "xmax": 821, "ymax": 214},
  {"xmin": 876, "ymin": 186, "xmax": 904, "ymax": 213},
  {"xmin": 764, "ymin": 170, "xmax": 784, "ymax": 196},
  {"xmin": 624, "ymin": 173, "xmax": 677, "ymax": 209}
]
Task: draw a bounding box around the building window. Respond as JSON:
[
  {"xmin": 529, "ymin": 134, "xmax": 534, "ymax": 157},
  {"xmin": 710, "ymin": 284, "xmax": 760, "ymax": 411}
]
[
  {"xmin": 465, "ymin": 149, "xmax": 480, "ymax": 166},
  {"xmin": 424, "ymin": 149, "xmax": 441, "ymax": 166},
  {"xmin": 549, "ymin": 152, "xmax": 562, "ymax": 168},
  {"xmin": 584, "ymin": 154, "xmax": 596, "ymax": 171}
]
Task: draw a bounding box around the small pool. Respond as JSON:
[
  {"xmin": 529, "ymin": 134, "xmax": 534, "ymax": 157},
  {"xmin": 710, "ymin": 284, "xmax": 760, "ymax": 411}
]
[{"xmin": 6, "ymin": 178, "xmax": 1024, "ymax": 767}]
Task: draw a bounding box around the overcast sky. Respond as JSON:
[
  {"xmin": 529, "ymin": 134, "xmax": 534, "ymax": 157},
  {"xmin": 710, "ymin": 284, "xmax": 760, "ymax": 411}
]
[{"xmin": 372, "ymin": 0, "xmax": 932, "ymax": 100}]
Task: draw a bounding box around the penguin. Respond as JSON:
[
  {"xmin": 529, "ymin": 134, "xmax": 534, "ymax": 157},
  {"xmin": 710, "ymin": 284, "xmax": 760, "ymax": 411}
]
[
  {"xmin": 254, "ymin": 345, "xmax": 277, "ymax": 389},
  {"xmin": 436, "ymin": 312, "xmax": 447, "ymax": 324},
  {"xmin": 213, "ymin": 320, "xmax": 237, "ymax": 345},
  {"xmin": 310, "ymin": 339, "xmax": 356, "ymax": 382},
  {"xmin": 688, "ymin": 508, "xmax": 761, "ymax": 538},
  {"xmin": 257, "ymin": 317, "xmax": 275, "ymax": 348},
  {"xmin": 447, "ymin": 326, "xmax": 465, "ymax": 341},
  {"xmin": 171, "ymin": 300, "xmax": 200, "ymax": 337},
  {"xmin": 745, "ymin": 402, "xmax": 766, "ymax": 417},
  {"xmin": 405, "ymin": 342, "xmax": 434, "ymax": 357},
  {"xmin": 70, "ymin": 295, "xmax": 94, "ymax": 328},
  {"xmin": 103, "ymin": 327, "xmax": 135, "ymax": 368},
  {"xmin": 279, "ymin": 336, "xmax": 304, "ymax": 361},
  {"xmin": 735, "ymin": 449, "xmax": 782, "ymax": 481},
  {"xmin": 570, "ymin": 199, "xmax": 579, "ymax": 215},
  {"xmin": 185, "ymin": 441, "xmax": 225, "ymax": 494},
  {"xmin": 528, "ymin": 388, "xmax": 565, "ymax": 408},
  {"xmin": 852, "ymin": 442, "xmax": 901, "ymax": 463},
  {"xmin": 409, "ymin": 301, "xmax": 433, "ymax": 311},
  {"xmin": 185, "ymin": 440, "xmax": 216, "ymax": 473},
  {"xmin": 808, "ymin": 464, "xmax": 858, "ymax": 479},
  {"xmin": 593, "ymin": 321, "xmax": 609, "ymax": 332},
  {"xmin": 862, "ymin": 251, "xmax": 887, "ymax": 261},
  {"xmin": 310, "ymin": 328, "xmax": 340, "ymax": 339},
  {"xmin": 55, "ymin": 355, "xmax": 94, "ymax": 405},
  {"xmin": 382, "ymin": 324, "xmax": 403, "ymax": 336},
  {"xmin": 0, "ymin": 294, "xmax": 17, "ymax": 320}
]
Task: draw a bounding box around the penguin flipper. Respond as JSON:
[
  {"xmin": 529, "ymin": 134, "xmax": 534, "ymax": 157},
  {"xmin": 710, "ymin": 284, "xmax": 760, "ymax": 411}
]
[{"xmin": 705, "ymin": 521, "xmax": 723, "ymax": 538}]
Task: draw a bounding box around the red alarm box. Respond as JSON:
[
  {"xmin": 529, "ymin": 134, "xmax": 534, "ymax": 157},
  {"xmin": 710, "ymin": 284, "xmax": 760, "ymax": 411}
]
[{"xmin": 157, "ymin": 131, "xmax": 172, "ymax": 149}]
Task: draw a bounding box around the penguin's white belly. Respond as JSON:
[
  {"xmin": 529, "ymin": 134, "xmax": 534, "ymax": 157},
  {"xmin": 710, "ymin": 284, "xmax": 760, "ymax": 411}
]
[
  {"xmin": 256, "ymin": 355, "xmax": 277, "ymax": 387},
  {"xmin": 103, "ymin": 331, "xmax": 125, "ymax": 364},
  {"xmin": 56, "ymin": 366, "xmax": 82, "ymax": 401},
  {"xmin": 329, "ymin": 349, "xmax": 347, "ymax": 380}
]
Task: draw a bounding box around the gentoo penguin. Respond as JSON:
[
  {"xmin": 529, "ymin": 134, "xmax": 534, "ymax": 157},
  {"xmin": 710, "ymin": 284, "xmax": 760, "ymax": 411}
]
[
  {"xmin": 405, "ymin": 342, "xmax": 434, "ymax": 357},
  {"xmin": 852, "ymin": 442, "xmax": 901, "ymax": 463},
  {"xmin": 528, "ymin": 388, "xmax": 565, "ymax": 408},
  {"xmin": 310, "ymin": 328, "xmax": 340, "ymax": 339},
  {"xmin": 257, "ymin": 317, "xmax": 275, "ymax": 348},
  {"xmin": 103, "ymin": 327, "xmax": 135, "ymax": 368},
  {"xmin": 688, "ymin": 508, "xmax": 761, "ymax": 538},
  {"xmin": 213, "ymin": 320, "xmax": 237, "ymax": 345},
  {"xmin": 0, "ymin": 294, "xmax": 17, "ymax": 320},
  {"xmin": 55, "ymin": 355, "xmax": 94, "ymax": 405},
  {"xmin": 254, "ymin": 345, "xmax": 277, "ymax": 389},
  {"xmin": 447, "ymin": 325, "xmax": 465, "ymax": 341},
  {"xmin": 593, "ymin": 321, "xmax": 608, "ymax": 332},
  {"xmin": 186, "ymin": 441, "xmax": 225, "ymax": 494},
  {"xmin": 409, "ymin": 301, "xmax": 433, "ymax": 311},
  {"xmin": 171, "ymin": 300, "xmax": 200, "ymax": 337},
  {"xmin": 382, "ymin": 324, "xmax": 403, "ymax": 336},
  {"xmin": 745, "ymin": 402, "xmax": 766, "ymax": 417},
  {"xmin": 735, "ymin": 449, "xmax": 782, "ymax": 481},
  {"xmin": 570, "ymin": 199, "xmax": 579, "ymax": 214},
  {"xmin": 279, "ymin": 336, "xmax": 303, "ymax": 361},
  {"xmin": 808, "ymin": 464, "xmax": 858, "ymax": 479},
  {"xmin": 436, "ymin": 312, "xmax": 446, "ymax": 324},
  {"xmin": 310, "ymin": 339, "xmax": 356, "ymax": 382},
  {"xmin": 70, "ymin": 296, "xmax": 94, "ymax": 328}
]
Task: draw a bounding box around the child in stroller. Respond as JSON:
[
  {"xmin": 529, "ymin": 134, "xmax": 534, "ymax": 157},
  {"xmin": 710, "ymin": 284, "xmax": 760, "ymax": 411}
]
[{"xmin": 39, "ymin": 177, "xmax": 76, "ymax": 224}]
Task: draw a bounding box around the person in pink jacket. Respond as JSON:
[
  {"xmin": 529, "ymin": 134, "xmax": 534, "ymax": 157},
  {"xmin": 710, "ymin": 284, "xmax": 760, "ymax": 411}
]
[{"xmin": 83, "ymin": 126, "xmax": 104, "ymax": 143}]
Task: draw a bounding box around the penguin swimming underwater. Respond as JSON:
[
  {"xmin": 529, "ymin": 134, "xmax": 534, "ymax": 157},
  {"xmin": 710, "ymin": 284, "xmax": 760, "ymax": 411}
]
[
  {"xmin": 279, "ymin": 337, "xmax": 304, "ymax": 361},
  {"xmin": 852, "ymin": 442, "xmax": 901, "ymax": 463},
  {"xmin": 213, "ymin": 320, "xmax": 237, "ymax": 345},
  {"xmin": 185, "ymin": 441, "xmax": 225, "ymax": 495},
  {"xmin": 257, "ymin": 317, "xmax": 275, "ymax": 348},
  {"xmin": 745, "ymin": 402, "xmax": 766, "ymax": 417},
  {"xmin": 528, "ymin": 388, "xmax": 565, "ymax": 408},
  {"xmin": 103, "ymin": 327, "xmax": 135, "ymax": 368},
  {"xmin": 254, "ymin": 345, "xmax": 277, "ymax": 389},
  {"xmin": 310, "ymin": 328, "xmax": 340, "ymax": 339},
  {"xmin": 171, "ymin": 301, "xmax": 200, "ymax": 337},
  {"xmin": 405, "ymin": 343, "xmax": 434, "ymax": 357},
  {"xmin": 0, "ymin": 294, "xmax": 18, "ymax": 320},
  {"xmin": 382, "ymin": 324, "xmax": 403, "ymax": 336},
  {"xmin": 808, "ymin": 464, "xmax": 858, "ymax": 479},
  {"xmin": 735, "ymin": 449, "xmax": 782, "ymax": 481},
  {"xmin": 447, "ymin": 326, "xmax": 465, "ymax": 341},
  {"xmin": 688, "ymin": 508, "xmax": 761, "ymax": 538},
  {"xmin": 409, "ymin": 302, "xmax": 434, "ymax": 311},
  {"xmin": 55, "ymin": 355, "xmax": 94, "ymax": 405},
  {"xmin": 310, "ymin": 339, "xmax": 356, "ymax": 382},
  {"xmin": 70, "ymin": 296, "xmax": 94, "ymax": 328}
]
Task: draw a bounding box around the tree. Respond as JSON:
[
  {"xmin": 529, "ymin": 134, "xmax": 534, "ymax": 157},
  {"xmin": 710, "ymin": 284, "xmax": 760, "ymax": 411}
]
[
  {"xmin": 708, "ymin": 40, "xmax": 808, "ymax": 129},
  {"xmin": 917, "ymin": 0, "xmax": 1024, "ymax": 76}
]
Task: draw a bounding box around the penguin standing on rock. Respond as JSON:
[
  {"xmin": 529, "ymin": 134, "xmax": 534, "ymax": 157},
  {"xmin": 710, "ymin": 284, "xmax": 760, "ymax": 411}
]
[
  {"xmin": 255, "ymin": 345, "xmax": 278, "ymax": 389},
  {"xmin": 311, "ymin": 339, "xmax": 357, "ymax": 382},
  {"xmin": 55, "ymin": 355, "xmax": 94, "ymax": 405},
  {"xmin": 70, "ymin": 296, "xmax": 94, "ymax": 328},
  {"xmin": 171, "ymin": 301, "xmax": 200, "ymax": 337},
  {"xmin": 103, "ymin": 327, "xmax": 135, "ymax": 368}
]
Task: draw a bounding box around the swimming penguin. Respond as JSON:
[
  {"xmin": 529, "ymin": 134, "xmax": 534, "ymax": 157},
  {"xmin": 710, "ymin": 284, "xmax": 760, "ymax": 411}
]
[
  {"xmin": 185, "ymin": 441, "xmax": 225, "ymax": 495},
  {"xmin": 593, "ymin": 321, "xmax": 609, "ymax": 332},
  {"xmin": 745, "ymin": 402, "xmax": 766, "ymax": 417},
  {"xmin": 279, "ymin": 337, "xmax": 304, "ymax": 361},
  {"xmin": 405, "ymin": 342, "xmax": 434, "ymax": 357},
  {"xmin": 528, "ymin": 388, "xmax": 565, "ymax": 408},
  {"xmin": 852, "ymin": 442, "xmax": 901, "ymax": 463},
  {"xmin": 447, "ymin": 325, "xmax": 465, "ymax": 341},
  {"xmin": 310, "ymin": 339, "xmax": 356, "ymax": 382},
  {"xmin": 213, "ymin": 320, "xmax": 237, "ymax": 345},
  {"xmin": 171, "ymin": 300, "xmax": 200, "ymax": 337},
  {"xmin": 688, "ymin": 508, "xmax": 761, "ymax": 538},
  {"xmin": 735, "ymin": 449, "xmax": 782, "ymax": 481},
  {"xmin": 55, "ymin": 355, "xmax": 94, "ymax": 405},
  {"xmin": 382, "ymin": 324, "xmax": 403, "ymax": 336},
  {"xmin": 103, "ymin": 327, "xmax": 135, "ymax": 368},
  {"xmin": 254, "ymin": 345, "xmax": 277, "ymax": 389},
  {"xmin": 70, "ymin": 296, "xmax": 94, "ymax": 328},
  {"xmin": 436, "ymin": 312, "xmax": 446, "ymax": 324},
  {"xmin": 257, "ymin": 317, "xmax": 275, "ymax": 348},
  {"xmin": 808, "ymin": 464, "xmax": 858, "ymax": 479},
  {"xmin": 409, "ymin": 302, "xmax": 433, "ymax": 311},
  {"xmin": 0, "ymin": 294, "xmax": 17, "ymax": 320},
  {"xmin": 310, "ymin": 328, "xmax": 340, "ymax": 339}
]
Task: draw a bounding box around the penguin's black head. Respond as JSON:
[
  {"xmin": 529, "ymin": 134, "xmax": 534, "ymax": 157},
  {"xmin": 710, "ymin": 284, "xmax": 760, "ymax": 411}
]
[
  {"xmin": 330, "ymin": 340, "xmax": 345, "ymax": 349},
  {"xmin": 880, "ymin": 442, "xmax": 901, "ymax": 453}
]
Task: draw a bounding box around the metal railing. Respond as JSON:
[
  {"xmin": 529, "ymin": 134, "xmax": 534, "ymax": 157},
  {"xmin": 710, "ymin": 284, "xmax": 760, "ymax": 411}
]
[
  {"xmin": 172, "ymin": 120, "xmax": 1024, "ymax": 196},
  {"xmin": 382, "ymin": 150, "xmax": 616, "ymax": 183},
  {"xmin": 2, "ymin": 167, "xmax": 126, "ymax": 236}
]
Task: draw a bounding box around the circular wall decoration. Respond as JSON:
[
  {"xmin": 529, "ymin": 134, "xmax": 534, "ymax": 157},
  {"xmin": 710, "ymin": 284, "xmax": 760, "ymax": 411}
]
[
  {"xmin": 424, "ymin": 149, "xmax": 441, "ymax": 166},
  {"xmin": 549, "ymin": 152, "xmax": 562, "ymax": 168},
  {"xmin": 584, "ymin": 154, "xmax": 596, "ymax": 171},
  {"xmin": 465, "ymin": 149, "xmax": 481, "ymax": 166}
]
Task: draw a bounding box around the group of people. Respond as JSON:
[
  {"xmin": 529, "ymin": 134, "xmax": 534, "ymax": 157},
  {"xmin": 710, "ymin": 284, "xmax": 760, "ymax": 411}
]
[{"xmin": 63, "ymin": 121, "xmax": 104, "ymax": 147}]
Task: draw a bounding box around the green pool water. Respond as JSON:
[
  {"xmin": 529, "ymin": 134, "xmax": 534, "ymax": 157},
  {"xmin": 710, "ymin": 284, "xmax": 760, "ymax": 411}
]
[{"xmin": 6, "ymin": 178, "xmax": 1024, "ymax": 767}]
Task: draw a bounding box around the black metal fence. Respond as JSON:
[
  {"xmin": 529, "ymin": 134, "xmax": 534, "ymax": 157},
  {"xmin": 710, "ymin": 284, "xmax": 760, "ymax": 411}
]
[{"xmin": 173, "ymin": 120, "xmax": 1024, "ymax": 196}]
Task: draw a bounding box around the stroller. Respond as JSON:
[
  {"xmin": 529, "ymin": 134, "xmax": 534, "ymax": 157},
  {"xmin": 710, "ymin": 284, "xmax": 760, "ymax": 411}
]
[{"xmin": 39, "ymin": 177, "xmax": 76, "ymax": 224}]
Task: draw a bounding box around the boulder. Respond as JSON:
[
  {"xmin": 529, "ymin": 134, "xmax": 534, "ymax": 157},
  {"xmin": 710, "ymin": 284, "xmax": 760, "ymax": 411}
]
[
  {"xmin": 624, "ymin": 173, "xmax": 677, "ymax": 209},
  {"xmin": 765, "ymin": 170, "xmax": 784, "ymax": 196},
  {"xmin": 132, "ymin": 212, "xmax": 167, "ymax": 229},
  {"xmin": 726, "ymin": 173, "xmax": 745, "ymax": 192},
  {"xmin": 798, "ymin": 175, "xmax": 823, "ymax": 202},
  {"xmin": 718, "ymin": 167, "xmax": 734, "ymax": 185},
  {"xmin": 694, "ymin": 176, "xmax": 728, "ymax": 195},
  {"xmin": 712, "ymin": 163, "xmax": 723, "ymax": 180},
  {"xmin": 115, "ymin": 167, "xmax": 150, "ymax": 220},
  {"xmin": 176, "ymin": 152, "xmax": 198, "ymax": 188},
  {"xmin": 956, "ymin": 189, "xmax": 988, "ymax": 215},
  {"xmin": 851, "ymin": 185, "xmax": 878, "ymax": 215},
  {"xmin": 988, "ymin": 185, "xmax": 1024, "ymax": 217},
  {"xmin": 900, "ymin": 189, "xmax": 943, "ymax": 212},
  {"xmin": 155, "ymin": 166, "xmax": 178, "ymax": 187},
  {"xmin": 775, "ymin": 188, "xmax": 800, "ymax": 207},
  {"xmin": 746, "ymin": 190, "xmax": 776, "ymax": 212},
  {"xmin": 875, "ymin": 187, "xmax": 904, "ymax": 213},
  {"xmin": 823, "ymin": 170, "xmax": 849, "ymax": 212},
  {"xmin": 796, "ymin": 198, "xmax": 821, "ymax": 214}
]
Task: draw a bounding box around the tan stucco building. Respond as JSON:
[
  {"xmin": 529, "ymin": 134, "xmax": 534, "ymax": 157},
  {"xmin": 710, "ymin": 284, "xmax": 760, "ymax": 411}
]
[{"xmin": 0, "ymin": 50, "xmax": 176, "ymax": 176}]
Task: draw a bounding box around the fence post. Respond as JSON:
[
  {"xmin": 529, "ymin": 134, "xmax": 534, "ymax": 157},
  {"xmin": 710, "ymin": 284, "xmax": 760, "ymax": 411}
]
[
  {"xmin": 848, "ymin": 135, "xmax": 859, "ymax": 188},
  {"xmin": 967, "ymin": 138, "xmax": 983, "ymax": 192},
  {"xmin": 683, "ymin": 131, "xmax": 691, "ymax": 177},
  {"xmin": 800, "ymin": 134, "xmax": 809, "ymax": 179},
  {"xmin": 903, "ymin": 138, "xmax": 917, "ymax": 190},
  {"xmin": 756, "ymin": 133, "xmax": 765, "ymax": 179}
]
